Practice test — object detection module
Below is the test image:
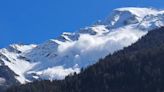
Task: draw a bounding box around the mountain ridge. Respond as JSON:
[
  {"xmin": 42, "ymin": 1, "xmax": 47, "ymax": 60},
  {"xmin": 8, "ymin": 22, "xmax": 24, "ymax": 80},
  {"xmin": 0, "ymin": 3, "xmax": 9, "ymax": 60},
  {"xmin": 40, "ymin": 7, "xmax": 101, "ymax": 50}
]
[{"xmin": 1, "ymin": 7, "xmax": 164, "ymax": 91}]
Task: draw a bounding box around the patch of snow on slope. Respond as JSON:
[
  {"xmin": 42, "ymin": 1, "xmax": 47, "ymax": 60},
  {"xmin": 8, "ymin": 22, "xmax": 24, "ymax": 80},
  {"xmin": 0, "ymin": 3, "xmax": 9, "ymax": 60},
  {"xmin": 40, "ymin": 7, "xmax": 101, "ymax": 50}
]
[
  {"xmin": 0, "ymin": 77, "xmax": 6, "ymax": 85},
  {"xmin": 32, "ymin": 66, "xmax": 80, "ymax": 80}
]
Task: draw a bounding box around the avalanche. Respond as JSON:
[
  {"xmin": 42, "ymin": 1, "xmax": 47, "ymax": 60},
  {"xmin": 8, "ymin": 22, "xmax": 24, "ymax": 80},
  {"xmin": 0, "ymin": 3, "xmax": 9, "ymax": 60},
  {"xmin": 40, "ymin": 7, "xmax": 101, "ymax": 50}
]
[{"xmin": 1, "ymin": 7, "xmax": 164, "ymax": 84}]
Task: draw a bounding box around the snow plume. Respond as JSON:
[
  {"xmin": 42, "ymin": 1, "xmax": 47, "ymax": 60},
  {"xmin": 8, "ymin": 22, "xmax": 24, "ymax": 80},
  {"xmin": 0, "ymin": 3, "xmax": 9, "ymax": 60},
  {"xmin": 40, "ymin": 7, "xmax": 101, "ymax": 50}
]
[
  {"xmin": 35, "ymin": 66, "xmax": 80, "ymax": 80},
  {"xmin": 57, "ymin": 25, "xmax": 147, "ymax": 68}
]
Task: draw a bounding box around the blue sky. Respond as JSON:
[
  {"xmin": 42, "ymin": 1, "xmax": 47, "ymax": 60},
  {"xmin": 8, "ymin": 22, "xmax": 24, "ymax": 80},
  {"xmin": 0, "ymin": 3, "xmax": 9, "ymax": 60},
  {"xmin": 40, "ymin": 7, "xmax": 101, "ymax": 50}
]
[{"xmin": 0, "ymin": 0, "xmax": 164, "ymax": 48}]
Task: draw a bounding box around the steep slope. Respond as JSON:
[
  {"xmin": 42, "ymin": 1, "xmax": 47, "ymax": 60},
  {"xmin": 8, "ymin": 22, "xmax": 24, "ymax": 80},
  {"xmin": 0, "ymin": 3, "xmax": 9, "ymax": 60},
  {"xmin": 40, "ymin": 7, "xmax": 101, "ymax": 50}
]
[
  {"xmin": 1, "ymin": 7, "xmax": 164, "ymax": 89},
  {"xmin": 7, "ymin": 26, "xmax": 164, "ymax": 92}
]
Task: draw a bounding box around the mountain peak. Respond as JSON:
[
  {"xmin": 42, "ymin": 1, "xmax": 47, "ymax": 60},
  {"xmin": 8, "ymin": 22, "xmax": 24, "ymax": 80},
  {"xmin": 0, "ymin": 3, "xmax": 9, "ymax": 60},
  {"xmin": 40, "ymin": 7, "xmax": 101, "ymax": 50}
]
[
  {"xmin": 104, "ymin": 7, "xmax": 161, "ymax": 28},
  {"xmin": 7, "ymin": 44, "xmax": 36, "ymax": 53},
  {"xmin": 115, "ymin": 7, "xmax": 158, "ymax": 16}
]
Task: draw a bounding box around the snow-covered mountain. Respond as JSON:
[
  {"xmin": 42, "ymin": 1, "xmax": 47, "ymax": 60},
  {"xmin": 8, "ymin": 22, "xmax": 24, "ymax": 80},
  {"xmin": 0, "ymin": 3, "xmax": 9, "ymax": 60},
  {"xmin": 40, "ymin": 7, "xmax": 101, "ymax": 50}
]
[{"xmin": 1, "ymin": 7, "xmax": 164, "ymax": 87}]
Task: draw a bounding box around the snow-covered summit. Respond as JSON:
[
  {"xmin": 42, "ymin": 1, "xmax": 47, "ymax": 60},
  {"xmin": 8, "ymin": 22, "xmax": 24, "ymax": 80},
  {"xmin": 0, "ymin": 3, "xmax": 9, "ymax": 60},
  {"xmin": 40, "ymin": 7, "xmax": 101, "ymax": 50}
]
[
  {"xmin": 1, "ymin": 7, "xmax": 164, "ymax": 86},
  {"xmin": 104, "ymin": 7, "xmax": 163, "ymax": 28},
  {"xmin": 6, "ymin": 44, "xmax": 36, "ymax": 53},
  {"xmin": 115, "ymin": 7, "xmax": 158, "ymax": 17}
]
